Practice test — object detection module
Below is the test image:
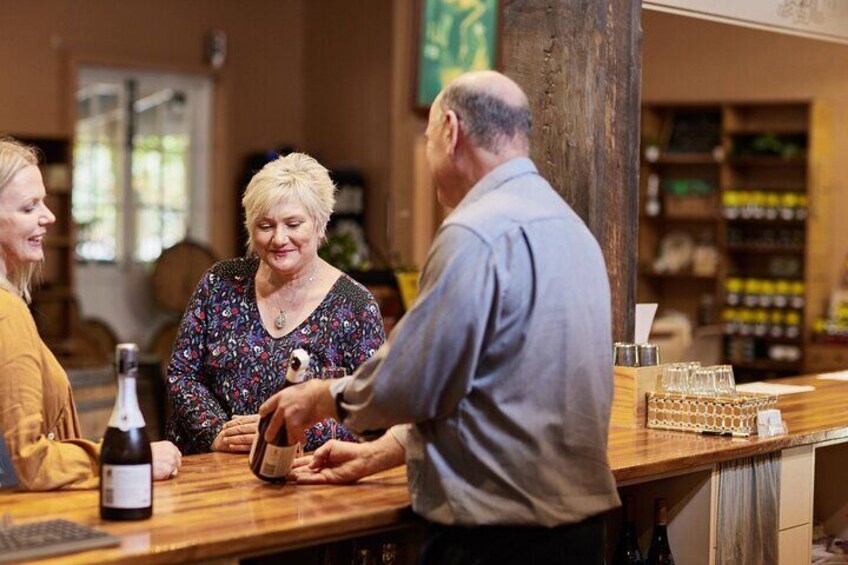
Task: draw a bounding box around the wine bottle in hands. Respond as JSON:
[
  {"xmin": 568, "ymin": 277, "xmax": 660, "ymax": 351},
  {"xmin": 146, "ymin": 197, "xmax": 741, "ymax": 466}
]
[
  {"xmin": 249, "ymin": 348, "xmax": 310, "ymax": 482},
  {"xmin": 100, "ymin": 343, "xmax": 153, "ymax": 521},
  {"xmin": 646, "ymin": 498, "xmax": 675, "ymax": 565},
  {"xmin": 612, "ymin": 496, "xmax": 643, "ymax": 565}
]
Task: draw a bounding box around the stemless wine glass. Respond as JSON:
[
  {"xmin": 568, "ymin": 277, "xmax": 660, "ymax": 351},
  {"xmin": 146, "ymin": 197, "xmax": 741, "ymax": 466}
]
[
  {"xmin": 691, "ymin": 366, "xmax": 717, "ymax": 398},
  {"xmin": 321, "ymin": 366, "xmax": 347, "ymax": 380},
  {"xmin": 714, "ymin": 364, "xmax": 737, "ymax": 397},
  {"xmin": 661, "ymin": 363, "xmax": 687, "ymax": 393},
  {"xmin": 683, "ymin": 361, "xmax": 701, "ymax": 394},
  {"xmin": 321, "ymin": 366, "xmax": 348, "ymax": 440}
]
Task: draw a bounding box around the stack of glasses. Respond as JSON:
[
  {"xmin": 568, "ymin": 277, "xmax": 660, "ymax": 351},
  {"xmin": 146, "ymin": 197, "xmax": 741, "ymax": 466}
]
[{"xmin": 658, "ymin": 363, "xmax": 737, "ymax": 398}]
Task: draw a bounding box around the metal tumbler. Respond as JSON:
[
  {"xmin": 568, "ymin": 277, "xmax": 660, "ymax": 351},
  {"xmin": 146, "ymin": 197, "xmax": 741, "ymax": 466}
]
[
  {"xmin": 613, "ymin": 342, "xmax": 639, "ymax": 367},
  {"xmin": 637, "ymin": 343, "xmax": 660, "ymax": 367}
]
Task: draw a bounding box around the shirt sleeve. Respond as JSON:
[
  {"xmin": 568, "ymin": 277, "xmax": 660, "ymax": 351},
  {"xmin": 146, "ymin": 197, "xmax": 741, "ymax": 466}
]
[
  {"xmin": 331, "ymin": 225, "xmax": 497, "ymax": 437},
  {"xmin": 0, "ymin": 299, "xmax": 100, "ymax": 491},
  {"xmin": 165, "ymin": 271, "xmax": 229, "ymax": 453}
]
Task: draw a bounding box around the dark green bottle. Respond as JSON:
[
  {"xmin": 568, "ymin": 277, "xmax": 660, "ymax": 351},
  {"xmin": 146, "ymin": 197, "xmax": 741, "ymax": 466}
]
[
  {"xmin": 646, "ymin": 498, "xmax": 675, "ymax": 565},
  {"xmin": 612, "ymin": 496, "xmax": 643, "ymax": 565}
]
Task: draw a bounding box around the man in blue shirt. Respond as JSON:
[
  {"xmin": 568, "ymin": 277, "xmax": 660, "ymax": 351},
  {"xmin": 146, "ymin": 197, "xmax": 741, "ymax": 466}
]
[{"xmin": 261, "ymin": 70, "xmax": 620, "ymax": 564}]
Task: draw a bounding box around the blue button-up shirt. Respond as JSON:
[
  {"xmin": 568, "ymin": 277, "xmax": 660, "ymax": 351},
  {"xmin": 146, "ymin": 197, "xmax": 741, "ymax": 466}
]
[{"xmin": 331, "ymin": 157, "xmax": 620, "ymax": 526}]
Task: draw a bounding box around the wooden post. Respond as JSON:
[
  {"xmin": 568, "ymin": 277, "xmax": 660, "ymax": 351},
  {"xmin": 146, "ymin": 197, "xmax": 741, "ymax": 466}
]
[{"xmin": 502, "ymin": 0, "xmax": 642, "ymax": 342}]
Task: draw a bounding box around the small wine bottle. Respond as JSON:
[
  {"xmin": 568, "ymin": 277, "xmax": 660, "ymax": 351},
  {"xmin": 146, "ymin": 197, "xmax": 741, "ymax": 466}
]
[
  {"xmin": 249, "ymin": 348, "xmax": 310, "ymax": 482},
  {"xmin": 100, "ymin": 343, "xmax": 153, "ymax": 521},
  {"xmin": 646, "ymin": 498, "xmax": 675, "ymax": 565},
  {"xmin": 612, "ymin": 496, "xmax": 643, "ymax": 565}
]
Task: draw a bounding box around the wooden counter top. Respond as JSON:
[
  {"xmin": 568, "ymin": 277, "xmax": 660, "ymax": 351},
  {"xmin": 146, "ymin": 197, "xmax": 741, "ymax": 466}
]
[
  {"xmin": 2, "ymin": 453, "xmax": 412, "ymax": 564},
  {"xmin": 609, "ymin": 374, "xmax": 848, "ymax": 483},
  {"xmin": 4, "ymin": 373, "xmax": 848, "ymax": 563}
]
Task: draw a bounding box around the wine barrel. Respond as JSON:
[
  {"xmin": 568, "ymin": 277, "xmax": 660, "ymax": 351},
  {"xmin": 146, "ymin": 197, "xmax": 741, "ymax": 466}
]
[
  {"xmin": 151, "ymin": 240, "xmax": 218, "ymax": 314},
  {"xmin": 71, "ymin": 317, "xmax": 118, "ymax": 367},
  {"xmin": 148, "ymin": 320, "xmax": 181, "ymax": 374},
  {"xmin": 67, "ymin": 365, "xmax": 115, "ymax": 441}
]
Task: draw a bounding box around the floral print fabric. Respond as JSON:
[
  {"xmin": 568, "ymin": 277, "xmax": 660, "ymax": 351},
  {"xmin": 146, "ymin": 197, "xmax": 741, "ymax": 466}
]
[{"xmin": 165, "ymin": 257, "xmax": 385, "ymax": 454}]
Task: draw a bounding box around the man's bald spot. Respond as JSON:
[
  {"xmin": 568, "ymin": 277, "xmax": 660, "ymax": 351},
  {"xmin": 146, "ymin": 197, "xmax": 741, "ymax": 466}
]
[
  {"xmin": 439, "ymin": 71, "xmax": 532, "ymax": 155},
  {"xmin": 449, "ymin": 70, "xmax": 529, "ymax": 112}
]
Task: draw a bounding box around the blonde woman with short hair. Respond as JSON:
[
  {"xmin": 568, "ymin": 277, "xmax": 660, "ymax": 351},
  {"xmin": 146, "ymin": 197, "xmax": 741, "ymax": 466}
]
[{"xmin": 166, "ymin": 153, "xmax": 385, "ymax": 455}]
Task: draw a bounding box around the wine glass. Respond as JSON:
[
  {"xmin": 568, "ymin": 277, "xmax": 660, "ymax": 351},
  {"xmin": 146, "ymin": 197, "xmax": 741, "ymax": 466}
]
[
  {"xmin": 714, "ymin": 364, "xmax": 737, "ymax": 397},
  {"xmin": 321, "ymin": 366, "xmax": 348, "ymax": 440},
  {"xmin": 691, "ymin": 367, "xmax": 717, "ymax": 398}
]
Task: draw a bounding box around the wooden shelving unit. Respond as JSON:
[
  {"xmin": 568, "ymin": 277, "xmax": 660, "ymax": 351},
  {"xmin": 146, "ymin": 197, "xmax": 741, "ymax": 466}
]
[{"xmin": 639, "ymin": 102, "xmax": 829, "ymax": 380}]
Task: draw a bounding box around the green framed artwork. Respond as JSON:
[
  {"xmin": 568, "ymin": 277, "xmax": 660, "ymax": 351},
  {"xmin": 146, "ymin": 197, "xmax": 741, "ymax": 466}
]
[{"xmin": 416, "ymin": 0, "xmax": 500, "ymax": 108}]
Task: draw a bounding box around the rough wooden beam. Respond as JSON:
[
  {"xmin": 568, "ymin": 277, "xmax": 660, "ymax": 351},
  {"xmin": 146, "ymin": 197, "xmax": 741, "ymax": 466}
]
[{"xmin": 502, "ymin": 0, "xmax": 642, "ymax": 342}]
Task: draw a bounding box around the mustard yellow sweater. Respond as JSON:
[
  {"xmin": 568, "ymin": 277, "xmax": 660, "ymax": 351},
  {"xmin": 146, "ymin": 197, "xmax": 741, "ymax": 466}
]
[{"xmin": 0, "ymin": 289, "xmax": 100, "ymax": 490}]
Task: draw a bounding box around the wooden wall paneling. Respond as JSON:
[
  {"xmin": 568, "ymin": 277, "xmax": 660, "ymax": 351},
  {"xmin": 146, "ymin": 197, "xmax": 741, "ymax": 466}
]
[
  {"xmin": 304, "ymin": 0, "xmax": 394, "ymax": 266},
  {"xmin": 805, "ymin": 102, "xmax": 835, "ymax": 336},
  {"xmin": 500, "ymin": 0, "xmax": 643, "ymax": 341}
]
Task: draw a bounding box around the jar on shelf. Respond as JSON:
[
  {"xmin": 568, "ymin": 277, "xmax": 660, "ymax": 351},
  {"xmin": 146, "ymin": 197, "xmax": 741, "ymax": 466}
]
[
  {"xmin": 722, "ymin": 308, "xmax": 737, "ymax": 335},
  {"xmin": 723, "ymin": 190, "xmax": 741, "ymax": 220},
  {"xmin": 725, "ymin": 278, "xmax": 743, "ymax": 306},
  {"xmin": 740, "ymin": 191, "xmax": 756, "ymax": 219},
  {"xmin": 769, "ymin": 310, "xmax": 785, "ymax": 338},
  {"xmin": 759, "ymin": 279, "xmax": 775, "ymax": 307},
  {"xmin": 796, "ymin": 194, "xmax": 809, "ymax": 220},
  {"xmin": 785, "ymin": 310, "xmax": 802, "ymax": 339},
  {"xmin": 645, "ymin": 173, "xmax": 661, "ymax": 217},
  {"xmin": 753, "ymin": 309, "xmax": 769, "ymax": 337},
  {"xmin": 774, "ymin": 279, "xmax": 791, "ymax": 308},
  {"xmin": 790, "ymin": 281, "xmax": 805, "ymax": 309},
  {"xmin": 765, "ymin": 192, "xmax": 781, "ymax": 221},
  {"xmin": 752, "ymin": 191, "xmax": 767, "ymax": 220},
  {"xmin": 743, "ymin": 279, "xmax": 761, "ymax": 308},
  {"xmin": 739, "ymin": 308, "xmax": 755, "ymax": 336},
  {"xmin": 780, "ymin": 192, "xmax": 799, "ymax": 221}
]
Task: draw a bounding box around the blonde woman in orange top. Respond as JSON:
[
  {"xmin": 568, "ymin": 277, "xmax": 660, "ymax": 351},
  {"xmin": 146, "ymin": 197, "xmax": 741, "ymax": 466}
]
[{"xmin": 0, "ymin": 137, "xmax": 181, "ymax": 490}]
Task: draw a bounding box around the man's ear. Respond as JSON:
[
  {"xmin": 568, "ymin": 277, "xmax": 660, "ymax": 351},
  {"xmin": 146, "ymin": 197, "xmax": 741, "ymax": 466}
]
[{"xmin": 444, "ymin": 109, "xmax": 460, "ymax": 157}]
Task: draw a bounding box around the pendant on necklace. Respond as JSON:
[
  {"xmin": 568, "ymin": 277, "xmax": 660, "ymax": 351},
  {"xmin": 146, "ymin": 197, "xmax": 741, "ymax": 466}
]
[{"xmin": 274, "ymin": 311, "xmax": 287, "ymax": 330}]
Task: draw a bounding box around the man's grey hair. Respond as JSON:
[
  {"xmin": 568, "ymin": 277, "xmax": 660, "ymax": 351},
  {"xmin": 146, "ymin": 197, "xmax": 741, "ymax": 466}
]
[{"xmin": 440, "ymin": 85, "xmax": 531, "ymax": 153}]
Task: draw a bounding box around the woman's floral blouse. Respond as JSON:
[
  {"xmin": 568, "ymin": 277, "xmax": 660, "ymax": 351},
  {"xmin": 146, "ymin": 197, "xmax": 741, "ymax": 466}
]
[{"xmin": 165, "ymin": 257, "xmax": 385, "ymax": 454}]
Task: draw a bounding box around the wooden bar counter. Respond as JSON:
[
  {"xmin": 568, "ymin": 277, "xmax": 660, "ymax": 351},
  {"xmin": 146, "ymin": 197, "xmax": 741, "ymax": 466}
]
[
  {"xmin": 3, "ymin": 373, "xmax": 848, "ymax": 563},
  {"xmin": 609, "ymin": 374, "xmax": 848, "ymax": 483},
  {"xmin": 1, "ymin": 456, "xmax": 414, "ymax": 564}
]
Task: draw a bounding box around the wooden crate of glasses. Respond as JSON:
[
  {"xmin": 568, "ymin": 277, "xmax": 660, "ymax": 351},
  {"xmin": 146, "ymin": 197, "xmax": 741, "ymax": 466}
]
[{"xmin": 645, "ymin": 391, "xmax": 777, "ymax": 437}]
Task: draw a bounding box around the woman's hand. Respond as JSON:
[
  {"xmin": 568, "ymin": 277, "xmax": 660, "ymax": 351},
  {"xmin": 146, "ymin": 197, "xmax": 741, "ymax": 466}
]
[
  {"xmin": 210, "ymin": 414, "xmax": 260, "ymax": 453},
  {"xmin": 151, "ymin": 441, "xmax": 182, "ymax": 481}
]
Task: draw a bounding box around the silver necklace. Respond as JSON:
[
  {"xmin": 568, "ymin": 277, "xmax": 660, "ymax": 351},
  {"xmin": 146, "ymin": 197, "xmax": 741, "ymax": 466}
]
[{"xmin": 272, "ymin": 265, "xmax": 318, "ymax": 330}]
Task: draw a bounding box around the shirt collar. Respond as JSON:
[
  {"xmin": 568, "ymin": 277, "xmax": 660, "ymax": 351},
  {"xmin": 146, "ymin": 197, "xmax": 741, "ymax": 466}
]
[{"xmin": 453, "ymin": 157, "xmax": 539, "ymax": 213}]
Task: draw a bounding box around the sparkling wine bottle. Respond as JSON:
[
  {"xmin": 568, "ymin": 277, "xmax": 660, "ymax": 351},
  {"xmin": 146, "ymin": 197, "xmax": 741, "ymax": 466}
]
[
  {"xmin": 249, "ymin": 348, "xmax": 310, "ymax": 482},
  {"xmin": 646, "ymin": 498, "xmax": 675, "ymax": 565},
  {"xmin": 100, "ymin": 343, "xmax": 153, "ymax": 521},
  {"xmin": 612, "ymin": 496, "xmax": 644, "ymax": 565}
]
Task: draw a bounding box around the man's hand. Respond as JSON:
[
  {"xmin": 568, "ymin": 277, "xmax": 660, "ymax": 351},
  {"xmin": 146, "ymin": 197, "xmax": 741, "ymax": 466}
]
[
  {"xmin": 151, "ymin": 440, "xmax": 182, "ymax": 481},
  {"xmin": 288, "ymin": 432, "xmax": 405, "ymax": 485},
  {"xmin": 259, "ymin": 379, "xmax": 336, "ymax": 445},
  {"xmin": 210, "ymin": 414, "xmax": 260, "ymax": 453}
]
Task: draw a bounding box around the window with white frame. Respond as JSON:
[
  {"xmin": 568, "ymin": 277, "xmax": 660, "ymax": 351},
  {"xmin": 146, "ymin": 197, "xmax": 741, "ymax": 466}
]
[{"xmin": 74, "ymin": 67, "xmax": 211, "ymax": 264}]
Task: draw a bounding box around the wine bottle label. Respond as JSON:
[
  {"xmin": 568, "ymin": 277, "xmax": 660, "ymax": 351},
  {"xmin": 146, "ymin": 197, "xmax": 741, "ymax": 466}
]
[
  {"xmin": 258, "ymin": 444, "xmax": 297, "ymax": 479},
  {"xmin": 101, "ymin": 464, "xmax": 151, "ymax": 509}
]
